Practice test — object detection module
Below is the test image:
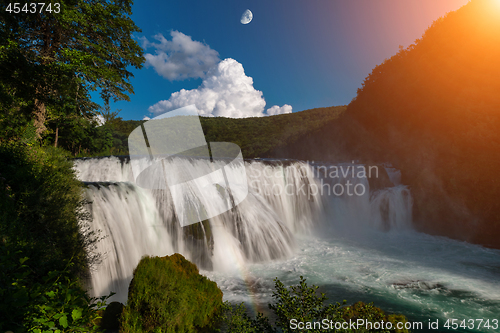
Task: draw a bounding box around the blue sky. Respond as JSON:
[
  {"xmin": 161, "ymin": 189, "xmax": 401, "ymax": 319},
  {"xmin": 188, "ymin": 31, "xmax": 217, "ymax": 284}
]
[{"xmin": 101, "ymin": 0, "xmax": 469, "ymax": 120}]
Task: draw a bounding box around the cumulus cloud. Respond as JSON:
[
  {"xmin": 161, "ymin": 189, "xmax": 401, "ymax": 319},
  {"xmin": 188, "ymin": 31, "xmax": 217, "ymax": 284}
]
[
  {"xmin": 150, "ymin": 58, "xmax": 281, "ymax": 118},
  {"xmin": 142, "ymin": 31, "xmax": 220, "ymax": 81},
  {"xmin": 144, "ymin": 33, "xmax": 292, "ymax": 118},
  {"xmin": 266, "ymin": 104, "xmax": 292, "ymax": 116},
  {"xmin": 142, "ymin": 116, "xmax": 151, "ymax": 120}
]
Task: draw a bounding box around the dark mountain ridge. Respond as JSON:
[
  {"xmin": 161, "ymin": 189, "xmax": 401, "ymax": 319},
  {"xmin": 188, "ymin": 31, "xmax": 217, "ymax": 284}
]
[{"xmin": 270, "ymin": 0, "xmax": 500, "ymax": 248}]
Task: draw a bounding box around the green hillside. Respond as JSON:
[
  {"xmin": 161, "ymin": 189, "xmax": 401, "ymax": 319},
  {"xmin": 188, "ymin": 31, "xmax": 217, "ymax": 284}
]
[
  {"xmin": 202, "ymin": 105, "xmax": 346, "ymax": 158},
  {"xmin": 90, "ymin": 105, "xmax": 346, "ymax": 159}
]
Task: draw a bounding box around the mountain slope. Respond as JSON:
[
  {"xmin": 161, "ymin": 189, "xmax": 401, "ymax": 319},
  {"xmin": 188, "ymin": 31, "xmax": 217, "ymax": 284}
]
[{"xmin": 274, "ymin": 0, "xmax": 500, "ymax": 248}]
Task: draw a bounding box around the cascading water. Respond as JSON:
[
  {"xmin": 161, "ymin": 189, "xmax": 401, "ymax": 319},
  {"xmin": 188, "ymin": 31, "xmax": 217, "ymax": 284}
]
[
  {"xmin": 76, "ymin": 157, "xmax": 327, "ymax": 302},
  {"xmin": 75, "ymin": 157, "xmax": 500, "ymax": 332}
]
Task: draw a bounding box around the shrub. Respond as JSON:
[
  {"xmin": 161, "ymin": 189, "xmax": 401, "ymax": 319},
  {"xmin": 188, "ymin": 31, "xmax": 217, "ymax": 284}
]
[
  {"xmin": 338, "ymin": 301, "xmax": 410, "ymax": 333},
  {"xmin": 0, "ymin": 242, "xmax": 110, "ymax": 333},
  {"xmin": 120, "ymin": 254, "xmax": 224, "ymax": 333},
  {"xmin": 221, "ymin": 303, "xmax": 271, "ymax": 333},
  {"xmin": 0, "ymin": 142, "xmax": 102, "ymax": 331},
  {"xmin": 222, "ymin": 276, "xmax": 411, "ymax": 333}
]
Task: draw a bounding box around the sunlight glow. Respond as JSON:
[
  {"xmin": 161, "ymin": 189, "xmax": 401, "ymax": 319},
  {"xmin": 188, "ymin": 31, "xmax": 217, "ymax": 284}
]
[{"xmin": 489, "ymin": 0, "xmax": 500, "ymax": 10}]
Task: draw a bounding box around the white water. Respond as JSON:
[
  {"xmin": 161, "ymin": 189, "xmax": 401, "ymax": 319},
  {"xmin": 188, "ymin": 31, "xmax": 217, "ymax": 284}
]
[
  {"xmin": 76, "ymin": 157, "xmax": 325, "ymax": 302},
  {"xmin": 75, "ymin": 157, "xmax": 500, "ymax": 332}
]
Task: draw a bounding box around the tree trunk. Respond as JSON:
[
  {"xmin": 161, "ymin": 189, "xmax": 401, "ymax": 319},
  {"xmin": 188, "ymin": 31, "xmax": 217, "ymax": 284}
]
[
  {"xmin": 54, "ymin": 126, "xmax": 59, "ymax": 147},
  {"xmin": 33, "ymin": 19, "xmax": 56, "ymax": 139},
  {"xmin": 33, "ymin": 97, "xmax": 47, "ymax": 138}
]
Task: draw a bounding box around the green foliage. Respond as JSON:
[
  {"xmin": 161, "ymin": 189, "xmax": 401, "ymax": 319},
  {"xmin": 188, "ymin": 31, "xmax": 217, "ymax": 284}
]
[
  {"xmin": 200, "ymin": 106, "xmax": 346, "ymax": 159},
  {"xmin": 0, "ymin": 143, "xmax": 98, "ymax": 277},
  {"xmin": 120, "ymin": 254, "xmax": 224, "ymax": 333},
  {"xmin": 0, "ymin": 39, "xmax": 37, "ymax": 140},
  {"xmin": 338, "ymin": 302, "xmax": 410, "ymax": 333},
  {"xmin": 222, "ymin": 277, "xmax": 411, "ymax": 333},
  {"xmin": 220, "ymin": 303, "xmax": 272, "ymax": 333},
  {"xmin": 46, "ymin": 116, "xmax": 114, "ymax": 156},
  {"xmin": 269, "ymin": 276, "xmax": 345, "ymax": 331},
  {"xmin": 0, "ymin": 246, "xmax": 110, "ymax": 332},
  {"xmin": 0, "ymin": 0, "xmax": 144, "ymax": 138},
  {"xmin": 20, "ymin": 120, "xmax": 38, "ymax": 146},
  {"xmin": 99, "ymin": 118, "xmax": 143, "ymax": 156},
  {"xmin": 90, "ymin": 106, "xmax": 143, "ymax": 156},
  {"xmin": 0, "ymin": 142, "xmax": 103, "ymax": 331}
]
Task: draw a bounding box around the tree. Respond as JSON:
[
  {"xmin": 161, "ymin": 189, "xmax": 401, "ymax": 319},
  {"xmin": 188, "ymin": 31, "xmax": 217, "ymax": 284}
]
[
  {"xmin": 99, "ymin": 103, "xmax": 122, "ymax": 128},
  {"xmin": 0, "ymin": 0, "xmax": 144, "ymax": 138}
]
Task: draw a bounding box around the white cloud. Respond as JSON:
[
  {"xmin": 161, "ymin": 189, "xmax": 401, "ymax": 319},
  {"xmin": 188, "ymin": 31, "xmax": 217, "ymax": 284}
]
[
  {"xmin": 266, "ymin": 104, "xmax": 292, "ymax": 116},
  {"xmin": 142, "ymin": 116, "xmax": 151, "ymax": 120},
  {"xmin": 150, "ymin": 58, "xmax": 288, "ymax": 118},
  {"xmin": 95, "ymin": 114, "xmax": 105, "ymax": 126},
  {"xmin": 145, "ymin": 33, "xmax": 292, "ymax": 118},
  {"xmin": 142, "ymin": 31, "xmax": 220, "ymax": 81}
]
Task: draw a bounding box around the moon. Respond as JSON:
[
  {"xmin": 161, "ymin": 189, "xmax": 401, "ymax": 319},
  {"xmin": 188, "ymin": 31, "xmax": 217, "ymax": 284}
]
[{"xmin": 240, "ymin": 9, "xmax": 253, "ymax": 24}]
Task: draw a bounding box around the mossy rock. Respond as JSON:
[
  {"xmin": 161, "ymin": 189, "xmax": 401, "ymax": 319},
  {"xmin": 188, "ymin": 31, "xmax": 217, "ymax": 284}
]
[{"xmin": 120, "ymin": 253, "xmax": 223, "ymax": 333}]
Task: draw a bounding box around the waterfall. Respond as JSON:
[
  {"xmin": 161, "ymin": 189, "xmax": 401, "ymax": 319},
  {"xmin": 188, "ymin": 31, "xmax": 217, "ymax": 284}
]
[{"xmin": 75, "ymin": 157, "xmax": 412, "ymax": 303}]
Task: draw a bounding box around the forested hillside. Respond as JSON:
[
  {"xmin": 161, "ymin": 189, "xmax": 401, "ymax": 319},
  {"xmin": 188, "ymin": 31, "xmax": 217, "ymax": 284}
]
[
  {"xmin": 272, "ymin": 0, "xmax": 500, "ymax": 248},
  {"xmin": 202, "ymin": 105, "xmax": 346, "ymax": 158},
  {"xmin": 83, "ymin": 105, "xmax": 346, "ymax": 158}
]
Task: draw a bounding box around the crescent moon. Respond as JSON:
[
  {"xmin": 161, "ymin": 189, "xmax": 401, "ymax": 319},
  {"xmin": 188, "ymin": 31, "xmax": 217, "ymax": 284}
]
[{"xmin": 240, "ymin": 9, "xmax": 253, "ymax": 24}]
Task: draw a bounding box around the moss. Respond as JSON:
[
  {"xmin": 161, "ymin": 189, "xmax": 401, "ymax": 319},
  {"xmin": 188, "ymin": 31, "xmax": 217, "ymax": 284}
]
[{"xmin": 120, "ymin": 253, "xmax": 223, "ymax": 333}]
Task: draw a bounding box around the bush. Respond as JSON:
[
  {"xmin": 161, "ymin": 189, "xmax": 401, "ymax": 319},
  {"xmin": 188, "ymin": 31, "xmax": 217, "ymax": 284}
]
[
  {"xmin": 120, "ymin": 254, "xmax": 224, "ymax": 333},
  {"xmin": 222, "ymin": 276, "xmax": 411, "ymax": 333},
  {"xmin": 0, "ymin": 142, "xmax": 102, "ymax": 331},
  {"xmin": 338, "ymin": 301, "xmax": 410, "ymax": 333},
  {"xmin": 0, "ymin": 142, "xmax": 98, "ymax": 278},
  {"xmin": 0, "ymin": 246, "xmax": 110, "ymax": 333}
]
